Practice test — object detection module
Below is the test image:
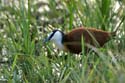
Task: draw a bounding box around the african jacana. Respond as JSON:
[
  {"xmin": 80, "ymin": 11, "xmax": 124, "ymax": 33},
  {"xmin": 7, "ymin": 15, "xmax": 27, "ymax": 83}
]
[{"xmin": 44, "ymin": 27, "xmax": 117, "ymax": 54}]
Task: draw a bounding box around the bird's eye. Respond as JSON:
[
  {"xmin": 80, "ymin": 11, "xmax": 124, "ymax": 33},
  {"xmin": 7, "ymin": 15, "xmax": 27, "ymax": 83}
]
[{"xmin": 48, "ymin": 32, "xmax": 55, "ymax": 40}]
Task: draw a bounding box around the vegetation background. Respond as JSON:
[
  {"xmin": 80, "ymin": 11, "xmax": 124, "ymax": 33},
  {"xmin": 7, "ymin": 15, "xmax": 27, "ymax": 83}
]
[{"xmin": 0, "ymin": 0, "xmax": 125, "ymax": 83}]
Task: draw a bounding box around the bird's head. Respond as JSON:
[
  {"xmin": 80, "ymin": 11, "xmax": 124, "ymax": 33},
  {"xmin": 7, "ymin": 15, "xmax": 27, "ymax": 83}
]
[{"xmin": 43, "ymin": 30, "xmax": 64, "ymax": 43}]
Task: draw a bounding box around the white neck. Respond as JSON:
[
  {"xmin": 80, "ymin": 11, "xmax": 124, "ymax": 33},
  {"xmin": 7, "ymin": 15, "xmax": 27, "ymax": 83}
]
[
  {"xmin": 49, "ymin": 31, "xmax": 65, "ymax": 50},
  {"xmin": 53, "ymin": 41, "xmax": 65, "ymax": 50}
]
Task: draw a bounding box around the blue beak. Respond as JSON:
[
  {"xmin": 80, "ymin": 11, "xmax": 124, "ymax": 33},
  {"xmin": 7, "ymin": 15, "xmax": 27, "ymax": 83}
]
[{"xmin": 43, "ymin": 37, "xmax": 49, "ymax": 43}]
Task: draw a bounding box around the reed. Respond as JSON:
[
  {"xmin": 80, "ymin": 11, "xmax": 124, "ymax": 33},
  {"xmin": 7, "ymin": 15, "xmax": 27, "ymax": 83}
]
[{"xmin": 0, "ymin": 0, "xmax": 125, "ymax": 83}]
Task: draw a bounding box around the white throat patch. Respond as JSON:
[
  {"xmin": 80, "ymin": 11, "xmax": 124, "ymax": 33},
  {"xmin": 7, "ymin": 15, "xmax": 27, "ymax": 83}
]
[{"xmin": 49, "ymin": 31, "xmax": 65, "ymax": 50}]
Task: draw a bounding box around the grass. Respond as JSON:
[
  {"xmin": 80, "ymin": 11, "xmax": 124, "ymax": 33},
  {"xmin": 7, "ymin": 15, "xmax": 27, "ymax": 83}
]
[{"xmin": 0, "ymin": 0, "xmax": 125, "ymax": 83}]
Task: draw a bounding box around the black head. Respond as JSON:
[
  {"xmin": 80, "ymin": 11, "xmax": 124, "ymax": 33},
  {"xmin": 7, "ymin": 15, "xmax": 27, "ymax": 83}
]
[{"xmin": 43, "ymin": 30, "xmax": 64, "ymax": 43}]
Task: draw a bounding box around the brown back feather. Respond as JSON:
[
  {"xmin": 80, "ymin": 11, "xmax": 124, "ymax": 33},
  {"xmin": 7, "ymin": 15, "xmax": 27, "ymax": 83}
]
[{"xmin": 63, "ymin": 27, "xmax": 114, "ymax": 54}]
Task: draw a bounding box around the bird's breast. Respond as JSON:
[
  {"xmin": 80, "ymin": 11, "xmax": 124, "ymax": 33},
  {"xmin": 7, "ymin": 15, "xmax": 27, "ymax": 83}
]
[{"xmin": 53, "ymin": 41, "xmax": 68, "ymax": 51}]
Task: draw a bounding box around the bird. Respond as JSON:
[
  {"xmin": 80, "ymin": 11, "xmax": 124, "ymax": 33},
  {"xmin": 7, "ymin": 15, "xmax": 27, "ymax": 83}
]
[{"xmin": 43, "ymin": 26, "xmax": 118, "ymax": 54}]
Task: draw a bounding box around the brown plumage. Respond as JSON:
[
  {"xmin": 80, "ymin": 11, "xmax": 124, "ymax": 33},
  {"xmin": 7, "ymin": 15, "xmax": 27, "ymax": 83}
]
[
  {"xmin": 62, "ymin": 27, "xmax": 115, "ymax": 54},
  {"xmin": 44, "ymin": 25, "xmax": 121, "ymax": 54},
  {"xmin": 44, "ymin": 16, "xmax": 124, "ymax": 54}
]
